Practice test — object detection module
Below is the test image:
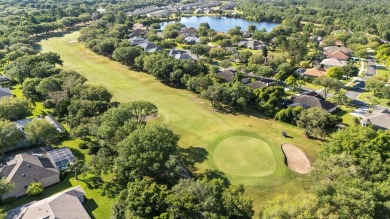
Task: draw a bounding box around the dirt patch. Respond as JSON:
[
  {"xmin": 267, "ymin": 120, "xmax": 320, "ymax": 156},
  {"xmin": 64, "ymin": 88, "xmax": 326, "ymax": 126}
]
[
  {"xmin": 145, "ymin": 113, "xmax": 160, "ymax": 121},
  {"xmin": 281, "ymin": 144, "xmax": 311, "ymax": 174},
  {"xmin": 68, "ymin": 40, "xmax": 78, "ymax": 43}
]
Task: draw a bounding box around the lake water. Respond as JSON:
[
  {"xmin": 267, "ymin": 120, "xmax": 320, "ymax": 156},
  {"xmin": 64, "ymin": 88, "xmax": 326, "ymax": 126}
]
[{"xmin": 160, "ymin": 16, "xmax": 279, "ymax": 33}]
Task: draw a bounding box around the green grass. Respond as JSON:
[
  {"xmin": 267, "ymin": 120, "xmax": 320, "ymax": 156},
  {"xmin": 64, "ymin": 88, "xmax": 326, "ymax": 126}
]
[
  {"xmin": 213, "ymin": 135, "xmax": 276, "ymax": 177},
  {"xmin": 335, "ymin": 105, "xmax": 356, "ymax": 126},
  {"xmin": 38, "ymin": 31, "xmax": 322, "ymax": 216},
  {"xmin": 377, "ymin": 68, "xmax": 390, "ymax": 78},
  {"xmin": 359, "ymin": 92, "xmax": 390, "ymax": 107}
]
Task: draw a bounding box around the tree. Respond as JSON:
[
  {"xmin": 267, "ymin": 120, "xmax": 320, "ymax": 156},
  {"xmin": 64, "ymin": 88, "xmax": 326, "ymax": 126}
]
[
  {"xmin": 248, "ymin": 53, "xmax": 265, "ymax": 65},
  {"xmin": 342, "ymin": 64, "xmax": 359, "ymax": 78},
  {"xmin": 248, "ymin": 24, "xmax": 256, "ymax": 33},
  {"xmin": 112, "ymin": 46, "xmax": 142, "ymax": 66},
  {"xmin": 0, "ymin": 98, "xmax": 32, "ymax": 120},
  {"xmin": 166, "ymin": 178, "xmax": 254, "ymax": 218},
  {"xmin": 313, "ymin": 77, "xmax": 343, "ymax": 100},
  {"xmin": 190, "ymin": 44, "xmax": 209, "ymax": 61},
  {"xmin": 128, "ymin": 101, "xmax": 158, "ymax": 124},
  {"xmin": 115, "ymin": 125, "xmax": 179, "ymax": 184},
  {"xmin": 0, "ymin": 178, "xmax": 15, "ymax": 196},
  {"xmin": 366, "ymin": 77, "xmax": 386, "ymax": 96},
  {"xmin": 327, "ymin": 66, "xmax": 344, "ymax": 79},
  {"xmin": 69, "ymin": 159, "xmax": 86, "ymax": 180},
  {"xmin": 26, "ymin": 182, "xmax": 44, "ymax": 196},
  {"xmin": 0, "ymin": 120, "xmax": 24, "ymax": 156},
  {"xmin": 24, "ymin": 119, "xmax": 59, "ymax": 145},
  {"xmin": 30, "ymin": 61, "xmax": 59, "ymax": 78},
  {"xmin": 285, "ymin": 75, "xmax": 297, "ymax": 91},
  {"xmin": 297, "ymin": 107, "xmax": 330, "ymax": 139},
  {"xmin": 4, "ymin": 59, "xmax": 30, "ymax": 84},
  {"xmin": 231, "ymin": 35, "xmax": 242, "ymax": 46},
  {"xmin": 112, "ymin": 178, "xmax": 169, "ymax": 219}
]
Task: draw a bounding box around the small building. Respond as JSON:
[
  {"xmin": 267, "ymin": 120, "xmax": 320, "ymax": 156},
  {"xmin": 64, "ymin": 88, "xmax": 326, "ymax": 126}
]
[
  {"xmin": 303, "ymin": 68, "xmax": 328, "ymax": 78},
  {"xmin": 320, "ymin": 58, "xmax": 347, "ymax": 68},
  {"xmin": 6, "ymin": 186, "xmax": 90, "ymax": 219},
  {"xmin": 241, "ymin": 31, "xmax": 251, "ymax": 38},
  {"xmin": 247, "ymin": 80, "xmax": 268, "ymax": 89},
  {"xmin": 0, "ymin": 151, "xmax": 60, "ymax": 200}
]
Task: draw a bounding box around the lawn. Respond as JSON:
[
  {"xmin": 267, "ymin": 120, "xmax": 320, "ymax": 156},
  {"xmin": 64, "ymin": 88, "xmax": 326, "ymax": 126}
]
[
  {"xmin": 359, "ymin": 92, "xmax": 390, "ymax": 107},
  {"xmin": 38, "ymin": 31, "xmax": 322, "ymax": 217}
]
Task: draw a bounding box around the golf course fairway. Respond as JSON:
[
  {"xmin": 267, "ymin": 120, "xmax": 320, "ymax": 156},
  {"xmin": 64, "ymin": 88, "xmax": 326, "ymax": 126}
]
[{"xmin": 38, "ymin": 31, "xmax": 321, "ymax": 214}]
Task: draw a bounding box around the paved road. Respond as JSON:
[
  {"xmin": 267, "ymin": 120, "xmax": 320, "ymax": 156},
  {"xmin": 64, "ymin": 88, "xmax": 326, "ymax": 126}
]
[{"xmin": 345, "ymin": 57, "xmax": 377, "ymax": 104}]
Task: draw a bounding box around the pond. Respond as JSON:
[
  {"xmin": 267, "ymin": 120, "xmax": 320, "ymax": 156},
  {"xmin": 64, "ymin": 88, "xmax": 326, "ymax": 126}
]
[{"xmin": 160, "ymin": 16, "xmax": 280, "ymax": 33}]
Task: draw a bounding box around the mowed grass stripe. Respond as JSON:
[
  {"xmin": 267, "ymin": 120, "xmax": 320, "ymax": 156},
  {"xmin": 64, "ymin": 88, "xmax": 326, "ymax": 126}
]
[{"xmin": 39, "ymin": 31, "xmax": 322, "ymax": 215}]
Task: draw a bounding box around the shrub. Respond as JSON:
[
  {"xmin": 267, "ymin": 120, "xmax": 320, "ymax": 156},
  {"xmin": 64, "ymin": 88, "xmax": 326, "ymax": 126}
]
[
  {"xmin": 78, "ymin": 142, "xmax": 89, "ymax": 149},
  {"xmin": 26, "ymin": 182, "xmax": 44, "ymax": 196},
  {"xmin": 88, "ymin": 144, "xmax": 100, "ymax": 155}
]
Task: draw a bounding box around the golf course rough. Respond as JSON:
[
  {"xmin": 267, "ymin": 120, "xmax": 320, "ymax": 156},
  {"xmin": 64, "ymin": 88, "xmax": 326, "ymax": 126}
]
[{"xmin": 213, "ymin": 136, "xmax": 277, "ymax": 176}]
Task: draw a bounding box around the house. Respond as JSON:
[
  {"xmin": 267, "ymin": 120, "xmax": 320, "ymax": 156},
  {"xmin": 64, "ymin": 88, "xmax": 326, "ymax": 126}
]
[
  {"xmin": 0, "ymin": 87, "xmax": 12, "ymax": 99},
  {"xmin": 0, "ymin": 75, "xmax": 11, "ymax": 87},
  {"xmin": 289, "ymin": 93, "xmax": 338, "ymax": 113},
  {"xmin": 221, "ymin": 1, "xmax": 235, "ymax": 10},
  {"xmin": 303, "ymin": 68, "xmax": 328, "ymax": 77},
  {"xmin": 96, "ymin": 8, "xmax": 107, "ymax": 14},
  {"xmin": 323, "ymin": 46, "xmax": 352, "ymax": 56},
  {"xmin": 128, "ymin": 29, "xmax": 147, "ymax": 38},
  {"xmin": 132, "ymin": 23, "xmax": 147, "ymax": 31},
  {"xmin": 217, "ymin": 70, "xmax": 235, "ymax": 82},
  {"xmin": 0, "ymin": 151, "xmax": 60, "ymax": 199},
  {"xmin": 129, "ymin": 37, "xmax": 148, "ymax": 46},
  {"xmin": 150, "ymin": 10, "xmax": 170, "ymax": 18},
  {"xmin": 241, "ymin": 31, "xmax": 251, "ymax": 38},
  {"xmin": 168, "ymin": 49, "xmax": 196, "ymax": 60},
  {"xmin": 294, "ymin": 68, "xmax": 306, "ymax": 75},
  {"xmin": 237, "ymin": 40, "xmax": 248, "ymax": 47},
  {"xmin": 237, "ymin": 40, "xmax": 266, "ymax": 50},
  {"xmin": 184, "ymin": 36, "xmax": 200, "ymax": 44},
  {"xmin": 247, "ymin": 81, "xmax": 268, "ymax": 89},
  {"xmin": 360, "ymin": 109, "xmax": 390, "ymax": 130},
  {"xmin": 320, "ymin": 58, "xmax": 347, "ymax": 68},
  {"xmin": 6, "ymin": 186, "xmax": 90, "ymax": 219},
  {"xmin": 138, "ymin": 42, "xmax": 161, "ymax": 53},
  {"xmin": 180, "ymin": 27, "xmax": 197, "ymax": 38},
  {"xmin": 325, "ymin": 50, "xmax": 350, "ymax": 61},
  {"xmin": 8, "ymin": 115, "xmax": 65, "ymax": 152}
]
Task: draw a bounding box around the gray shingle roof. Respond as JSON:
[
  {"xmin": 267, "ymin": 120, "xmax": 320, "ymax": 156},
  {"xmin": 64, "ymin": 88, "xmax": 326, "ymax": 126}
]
[
  {"xmin": 0, "ymin": 88, "xmax": 12, "ymax": 99},
  {"xmin": 290, "ymin": 95, "xmax": 337, "ymax": 111},
  {"xmin": 0, "ymin": 153, "xmax": 59, "ymax": 198},
  {"xmin": 6, "ymin": 186, "xmax": 90, "ymax": 219}
]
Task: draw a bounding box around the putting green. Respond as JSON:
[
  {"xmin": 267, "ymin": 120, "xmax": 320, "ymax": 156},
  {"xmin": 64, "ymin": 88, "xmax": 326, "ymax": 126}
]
[{"xmin": 213, "ymin": 136, "xmax": 276, "ymax": 176}]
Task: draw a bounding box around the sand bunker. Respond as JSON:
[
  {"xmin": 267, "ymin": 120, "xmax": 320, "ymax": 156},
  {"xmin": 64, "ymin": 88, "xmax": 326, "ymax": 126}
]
[{"xmin": 282, "ymin": 144, "xmax": 311, "ymax": 174}]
